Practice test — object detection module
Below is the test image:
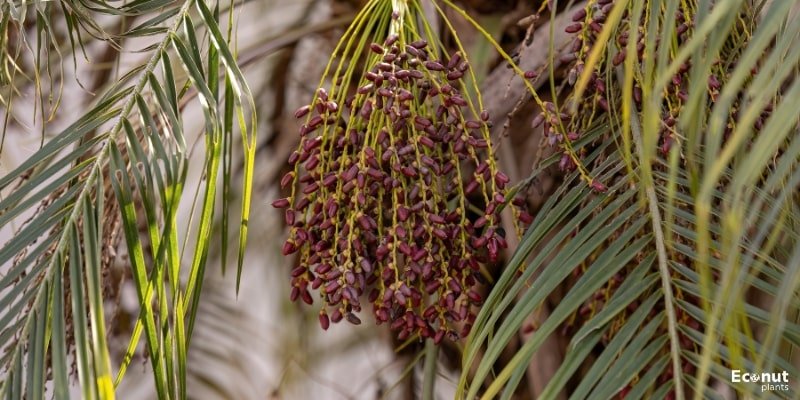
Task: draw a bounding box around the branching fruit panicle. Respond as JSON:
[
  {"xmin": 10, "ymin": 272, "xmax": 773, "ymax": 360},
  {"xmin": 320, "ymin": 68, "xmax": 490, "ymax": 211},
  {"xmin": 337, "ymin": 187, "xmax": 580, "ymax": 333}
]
[{"xmin": 272, "ymin": 0, "xmax": 520, "ymax": 343}]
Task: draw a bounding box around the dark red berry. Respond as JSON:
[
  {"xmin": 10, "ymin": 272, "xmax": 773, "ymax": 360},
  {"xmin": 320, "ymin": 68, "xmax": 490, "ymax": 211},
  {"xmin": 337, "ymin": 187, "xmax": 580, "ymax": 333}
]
[
  {"xmin": 272, "ymin": 198, "xmax": 291, "ymax": 208},
  {"xmin": 565, "ymin": 23, "xmax": 583, "ymax": 33}
]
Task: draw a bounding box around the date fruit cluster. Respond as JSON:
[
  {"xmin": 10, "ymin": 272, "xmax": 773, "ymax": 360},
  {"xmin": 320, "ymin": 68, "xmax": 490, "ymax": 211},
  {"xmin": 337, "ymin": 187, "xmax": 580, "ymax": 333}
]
[{"xmin": 274, "ymin": 35, "xmax": 513, "ymax": 343}]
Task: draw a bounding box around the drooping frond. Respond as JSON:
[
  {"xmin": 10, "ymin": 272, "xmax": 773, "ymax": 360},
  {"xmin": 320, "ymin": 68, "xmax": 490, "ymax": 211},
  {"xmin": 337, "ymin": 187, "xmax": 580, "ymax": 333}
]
[
  {"xmin": 460, "ymin": 0, "xmax": 800, "ymax": 399},
  {"xmin": 0, "ymin": 0, "xmax": 190, "ymax": 141},
  {"xmin": 0, "ymin": 0, "xmax": 256, "ymax": 398}
]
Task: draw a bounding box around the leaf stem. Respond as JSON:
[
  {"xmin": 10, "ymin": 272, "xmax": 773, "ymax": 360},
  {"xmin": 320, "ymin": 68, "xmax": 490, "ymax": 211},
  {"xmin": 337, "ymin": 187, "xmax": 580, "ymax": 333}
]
[
  {"xmin": 422, "ymin": 339, "xmax": 438, "ymax": 400},
  {"xmin": 614, "ymin": 66, "xmax": 685, "ymax": 400}
]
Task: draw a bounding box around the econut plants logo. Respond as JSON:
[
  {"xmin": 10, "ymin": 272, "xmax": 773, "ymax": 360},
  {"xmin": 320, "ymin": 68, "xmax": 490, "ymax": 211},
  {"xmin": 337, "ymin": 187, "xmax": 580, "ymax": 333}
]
[{"xmin": 731, "ymin": 370, "xmax": 791, "ymax": 393}]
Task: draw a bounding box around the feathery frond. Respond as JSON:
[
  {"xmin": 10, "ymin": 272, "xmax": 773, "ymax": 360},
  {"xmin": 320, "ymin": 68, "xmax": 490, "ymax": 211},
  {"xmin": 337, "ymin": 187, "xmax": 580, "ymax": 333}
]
[
  {"xmin": 460, "ymin": 0, "xmax": 800, "ymax": 398},
  {"xmin": 0, "ymin": 0, "xmax": 256, "ymax": 398}
]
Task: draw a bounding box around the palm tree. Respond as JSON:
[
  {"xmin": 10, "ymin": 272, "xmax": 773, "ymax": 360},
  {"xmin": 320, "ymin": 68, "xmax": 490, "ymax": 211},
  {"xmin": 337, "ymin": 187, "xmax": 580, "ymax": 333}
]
[{"xmin": 1, "ymin": 0, "xmax": 798, "ymax": 399}]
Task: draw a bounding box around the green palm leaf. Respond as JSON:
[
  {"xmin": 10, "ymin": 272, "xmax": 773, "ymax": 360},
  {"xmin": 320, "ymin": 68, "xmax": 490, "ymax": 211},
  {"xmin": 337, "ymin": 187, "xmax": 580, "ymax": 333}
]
[
  {"xmin": 460, "ymin": 0, "xmax": 800, "ymax": 399},
  {"xmin": 0, "ymin": 0, "xmax": 256, "ymax": 398}
]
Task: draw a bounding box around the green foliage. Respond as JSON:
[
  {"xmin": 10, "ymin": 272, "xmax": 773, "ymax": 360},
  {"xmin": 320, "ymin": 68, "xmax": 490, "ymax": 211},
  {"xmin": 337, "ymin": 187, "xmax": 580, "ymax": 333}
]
[
  {"xmin": 459, "ymin": 0, "xmax": 800, "ymax": 399},
  {"xmin": 0, "ymin": 0, "xmax": 255, "ymax": 398}
]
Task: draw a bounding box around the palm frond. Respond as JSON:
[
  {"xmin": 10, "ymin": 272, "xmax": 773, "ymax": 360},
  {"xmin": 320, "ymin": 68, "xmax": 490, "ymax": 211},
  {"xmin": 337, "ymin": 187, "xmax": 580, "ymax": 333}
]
[
  {"xmin": 0, "ymin": 0, "xmax": 256, "ymax": 398},
  {"xmin": 460, "ymin": 0, "xmax": 800, "ymax": 399}
]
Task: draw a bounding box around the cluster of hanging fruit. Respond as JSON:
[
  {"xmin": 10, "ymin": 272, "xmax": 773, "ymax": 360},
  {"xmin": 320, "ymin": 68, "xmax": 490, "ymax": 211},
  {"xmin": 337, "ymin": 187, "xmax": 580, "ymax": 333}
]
[{"xmin": 273, "ymin": 0, "xmax": 523, "ymax": 343}]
